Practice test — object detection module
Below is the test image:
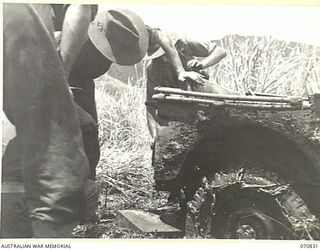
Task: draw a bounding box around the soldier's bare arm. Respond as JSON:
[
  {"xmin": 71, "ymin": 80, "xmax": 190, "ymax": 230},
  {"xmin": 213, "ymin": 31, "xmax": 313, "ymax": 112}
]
[
  {"xmin": 59, "ymin": 5, "xmax": 93, "ymax": 77},
  {"xmin": 186, "ymin": 38, "xmax": 227, "ymax": 70},
  {"xmin": 153, "ymin": 30, "xmax": 206, "ymax": 85}
]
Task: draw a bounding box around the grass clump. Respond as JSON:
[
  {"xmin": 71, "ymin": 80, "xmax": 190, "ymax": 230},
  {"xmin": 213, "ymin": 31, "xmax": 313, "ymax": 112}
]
[{"xmin": 94, "ymin": 70, "xmax": 167, "ymax": 222}]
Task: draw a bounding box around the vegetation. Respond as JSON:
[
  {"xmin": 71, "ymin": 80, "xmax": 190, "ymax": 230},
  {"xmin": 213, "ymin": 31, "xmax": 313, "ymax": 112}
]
[
  {"xmin": 211, "ymin": 35, "xmax": 320, "ymax": 96},
  {"xmin": 95, "ymin": 67, "xmax": 166, "ymax": 218}
]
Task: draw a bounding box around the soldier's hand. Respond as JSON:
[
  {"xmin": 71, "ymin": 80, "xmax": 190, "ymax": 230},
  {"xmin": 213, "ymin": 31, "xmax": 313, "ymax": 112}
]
[
  {"xmin": 178, "ymin": 71, "xmax": 206, "ymax": 85},
  {"xmin": 75, "ymin": 104, "xmax": 98, "ymax": 133},
  {"xmin": 187, "ymin": 59, "xmax": 204, "ymax": 70}
]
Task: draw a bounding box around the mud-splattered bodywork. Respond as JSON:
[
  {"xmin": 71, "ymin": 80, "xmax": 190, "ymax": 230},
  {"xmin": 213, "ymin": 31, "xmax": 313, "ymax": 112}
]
[{"xmin": 152, "ymin": 88, "xmax": 320, "ymax": 217}]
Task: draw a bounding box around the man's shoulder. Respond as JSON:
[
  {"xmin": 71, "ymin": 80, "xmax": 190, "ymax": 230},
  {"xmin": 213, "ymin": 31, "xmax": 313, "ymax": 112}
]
[
  {"xmin": 165, "ymin": 32, "xmax": 184, "ymax": 45},
  {"xmin": 183, "ymin": 35, "xmax": 217, "ymax": 54},
  {"xmin": 51, "ymin": 4, "xmax": 98, "ymax": 31}
]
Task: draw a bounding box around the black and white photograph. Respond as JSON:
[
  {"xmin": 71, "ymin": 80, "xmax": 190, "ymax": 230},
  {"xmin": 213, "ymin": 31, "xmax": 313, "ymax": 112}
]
[{"xmin": 1, "ymin": 1, "xmax": 320, "ymax": 246}]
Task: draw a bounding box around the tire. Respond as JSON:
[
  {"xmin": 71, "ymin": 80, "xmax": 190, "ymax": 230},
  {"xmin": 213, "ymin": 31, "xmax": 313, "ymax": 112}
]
[{"xmin": 185, "ymin": 168, "xmax": 320, "ymax": 240}]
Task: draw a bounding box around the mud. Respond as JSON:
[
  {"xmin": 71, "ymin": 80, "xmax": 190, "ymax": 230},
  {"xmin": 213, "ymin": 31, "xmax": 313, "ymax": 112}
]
[{"xmin": 152, "ymin": 98, "xmax": 320, "ymax": 216}]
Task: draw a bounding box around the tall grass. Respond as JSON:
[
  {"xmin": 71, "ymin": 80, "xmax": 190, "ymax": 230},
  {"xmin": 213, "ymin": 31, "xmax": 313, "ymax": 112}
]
[
  {"xmin": 210, "ymin": 35, "xmax": 320, "ymax": 96},
  {"xmin": 94, "ymin": 63, "xmax": 166, "ymax": 218}
]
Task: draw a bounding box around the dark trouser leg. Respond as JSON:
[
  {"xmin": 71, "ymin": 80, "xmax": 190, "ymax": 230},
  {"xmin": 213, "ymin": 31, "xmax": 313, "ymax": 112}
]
[
  {"xmin": 2, "ymin": 137, "xmax": 22, "ymax": 181},
  {"xmin": 146, "ymin": 75, "xmax": 158, "ymax": 141},
  {"xmin": 3, "ymin": 3, "xmax": 89, "ymax": 237},
  {"xmin": 1, "ymin": 182, "xmax": 32, "ymax": 238},
  {"xmin": 82, "ymin": 129, "xmax": 100, "ymax": 180},
  {"xmin": 72, "ymin": 81, "xmax": 100, "ymax": 180}
]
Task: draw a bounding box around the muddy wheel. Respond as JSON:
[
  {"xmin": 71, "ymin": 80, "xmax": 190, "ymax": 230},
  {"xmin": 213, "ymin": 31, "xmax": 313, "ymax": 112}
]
[{"xmin": 185, "ymin": 168, "xmax": 320, "ymax": 239}]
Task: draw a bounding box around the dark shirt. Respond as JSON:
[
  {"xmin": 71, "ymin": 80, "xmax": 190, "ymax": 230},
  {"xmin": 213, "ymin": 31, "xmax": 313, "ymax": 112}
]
[
  {"xmin": 68, "ymin": 39, "xmax": 112, "ymax": 121},
  {"xmin": 69, "ymin": 39, "xmax": 112, "ymax": 87}
]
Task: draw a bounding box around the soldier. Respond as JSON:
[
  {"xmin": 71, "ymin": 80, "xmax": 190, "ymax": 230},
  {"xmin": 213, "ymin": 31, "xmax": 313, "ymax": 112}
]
[
  {"xmin": 146, "ymin": 26, "xmax": 227, "ymax": 141},
  {"xmin": 2, "ymin": 3, "xmax": 97, "ymax": 238},
  {"xmin": 67, "ymin": 9, "xmax": 149, "ymax": 181}
]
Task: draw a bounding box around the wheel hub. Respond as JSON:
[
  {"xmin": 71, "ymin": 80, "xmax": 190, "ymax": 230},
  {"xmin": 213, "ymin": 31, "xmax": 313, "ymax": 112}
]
[{"xmin": 236, "ymin": 224, "xmax": 257, "ymax": 239}]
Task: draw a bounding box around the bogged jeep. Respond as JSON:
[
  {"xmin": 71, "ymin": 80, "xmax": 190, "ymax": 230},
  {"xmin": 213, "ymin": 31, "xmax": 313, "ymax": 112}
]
[{"xmin": 151, "ymin": 85, "xmax": 320, "ymax": 240}]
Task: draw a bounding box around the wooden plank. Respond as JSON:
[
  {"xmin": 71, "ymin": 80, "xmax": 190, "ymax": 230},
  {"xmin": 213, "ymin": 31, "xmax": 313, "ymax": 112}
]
[{"xmin": 115, "ymin": 210, "xmax": 182, "ymax": 237}]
